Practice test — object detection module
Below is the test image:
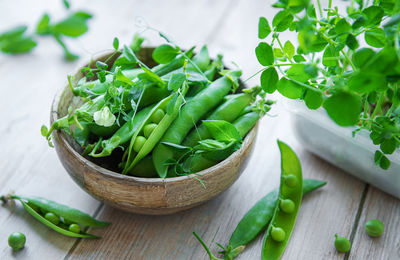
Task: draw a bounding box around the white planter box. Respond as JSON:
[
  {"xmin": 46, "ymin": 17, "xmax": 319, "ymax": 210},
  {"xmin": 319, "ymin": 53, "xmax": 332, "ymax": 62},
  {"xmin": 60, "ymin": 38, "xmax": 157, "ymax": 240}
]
[{"xmin": 289, "ymin": 101, "xmax": 400, "ymax": 198}]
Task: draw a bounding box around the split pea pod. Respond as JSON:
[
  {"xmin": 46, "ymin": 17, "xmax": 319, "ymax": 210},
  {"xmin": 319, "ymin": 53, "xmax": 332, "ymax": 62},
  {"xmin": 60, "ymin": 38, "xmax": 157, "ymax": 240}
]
[
  {"xmin": 2, "ymin": 195, "xmax": 110, "ymax": 238},
  {"xmin": 183, "ymin": 93, "xmax": 253, "ymax": 148},
  {"xmin": 262, "ymin": 141, "xmax": 303, "ymax": 260},
  {"xmin": 224, "ymin": 179, "xmax": 327, "ymax": 259},
  {"xmin": 153, "ymin": 73, "xmax": 240, "ymax": 178},
  {"xmin": 123, "ymin": 85, "xmax": 189, "ymax": 174},
  {"xmin": 89, "ymin": 105, "xmax": 155, "ymax": 157}
]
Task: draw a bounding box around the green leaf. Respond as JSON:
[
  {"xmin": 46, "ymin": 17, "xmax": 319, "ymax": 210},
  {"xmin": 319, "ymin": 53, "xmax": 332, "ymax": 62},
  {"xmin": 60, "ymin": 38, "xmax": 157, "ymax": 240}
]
[
  {"xmin": 353, "ymin": 48, "xmax": 375, "ymax": 68},
  {"xmin": 346, "ymin": 34, "xmax": 359, "ymax": 50},
  {"xmin": 113, "ymin": 37, "xmax": 119, "ymax": 50},
  {"xmin": 284, "ymin": 41, "xmax": 295, "ymax": 59},
  {"xmin": 323, "ymin": 91, "xmax": 362, "ymax": 126},
  {"xmin": 0, "ymin": 25, "xmax": 27, "ymax": 41},
  {"xmin": 258, "ymin": 17, "xmax": 271, "ymax": 39},
  {"xmin": 36, "ymin": 13, "xmax": 51, "ymax": 35},
  {"xmin": 362, "ymin": 6, "xmax": 384, "ymax": 26},
  {"xmin": 277, "ymin": 78, "xmax": 304, "ymax": 99},
  {"xmin": 260, "ymin": 67, "xmax": 279, "ymax": 94},
  {"xmin": 365, "ymin": 28, "xmax": 386, "ymax": 48},
  {"xmin": 41, "ymin": 125, "xmax": 49, "ymax": 137},
  {"xmin": 322, "ymin": 45, "xmax": 338, "ymax": 67},
  {"xmin": 168, "ymin": 73, "xmax": 186, "ymax": 91},
  {"xmin": 335, "ymin": 19, "xmax": 351, "ymax": 34},
  {"xmin": 274, "ymin": 48, "xmax": 284, "ymax": 58},
  {"xmin": 0, "ymin": 36, "xmax": 37, "ymax": 54},
  {"xmin": 272, "ymin": 10, "xmax": 294, "ymax": 32},
  {"xmin": 293, "ymin": 54, "xmax": 306, "ymax": 63},
  {"xmin": 298, "ymin": 31, "xmax": 327, "ymax": 53},
  {"xmin": 304, "ymin": 89, "xmax": 323, "ymax": 109},
  {"xmin": 152, "ymin": 44, "xmax": 179, "ymax": 64},
  {"xmin": 52, "ymin": 11, "xmax": 92, "ymax": 37},
  {"xmin": 381, "ymin": 138, "xmax": 396, "ymax": 154},
  {"xmin": 255, "ymin": 42, "xmax": 274, "ymax": 66},
  {"xmin": 115, "ymin": 68, "xmax": 134, "ymax": 85},
  {"xmin": 348, "ymin": 71, "xmax": 386, "ymax": 93},
  {"xmin": 374, "ymin": 150, "xmax": 390, "ymax": 170},
  {"xmin": 63, "ymin": 0, "xmax": 70, "ymax": 9},
  {"xmin": 203, "ymin": 120, "xmax": 242, "ymax": 143},
  {"xmin": 286, "ymin": 64, "xmax": 311, "ymax": 82}
]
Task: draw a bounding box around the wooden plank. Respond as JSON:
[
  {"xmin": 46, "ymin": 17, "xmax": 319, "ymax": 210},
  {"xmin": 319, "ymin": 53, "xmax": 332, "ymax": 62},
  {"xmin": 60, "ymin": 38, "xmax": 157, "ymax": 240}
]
[{"xmin": 349, "ymin": 187, "xmax": 400, "ymax": 260}]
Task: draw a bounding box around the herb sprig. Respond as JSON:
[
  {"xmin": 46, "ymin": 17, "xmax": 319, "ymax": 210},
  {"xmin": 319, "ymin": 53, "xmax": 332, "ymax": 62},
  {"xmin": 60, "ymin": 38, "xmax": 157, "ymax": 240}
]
[{"xmin": 256, "ymin": 0, "xmax": 400, "ymax": 169}]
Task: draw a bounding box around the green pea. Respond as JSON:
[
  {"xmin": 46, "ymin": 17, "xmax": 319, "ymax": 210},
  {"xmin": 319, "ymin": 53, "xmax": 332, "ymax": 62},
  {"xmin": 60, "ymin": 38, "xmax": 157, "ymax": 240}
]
[
  {"xmin": 8, "ymin": 232, "xmax": 26, "ymax": 251},
  {"xmin": 27, "ymin": 202, "xmax": 40, "ymax": 213},
  {"xmin": 284, "ymin": 174, "xmax": 298, "ymax": 187},
  {"xmin": 133, "ymin": 136, "xmax": 147, "ymax": 153},
  {"xmin": 271, "ymin": 227, "xmax": 286, "ymax": 242},
  {"xmin": 365, "ymin": 219, "xmax": 384, "ymax": 237},
  {"xmin": 45, "ymin": 212, "xmax": 60, "ymax": 225},
  {"xmin": 151, "ymin": 109, "xmax": 165, "ymax": 124},
  {"xmin": 143, "ymin": 123, "xmax": 158, "ymax": 138},
  {"xmin": 69, "ymin": 224, "xmax": 81, "ymax": 234},
  {"xmin": 280, "ymin": 199, "xmax": 295, "ymax": 214},
  {"xmin": 334, "ymin": 234, "xmax": 351, "ymax": 253}
]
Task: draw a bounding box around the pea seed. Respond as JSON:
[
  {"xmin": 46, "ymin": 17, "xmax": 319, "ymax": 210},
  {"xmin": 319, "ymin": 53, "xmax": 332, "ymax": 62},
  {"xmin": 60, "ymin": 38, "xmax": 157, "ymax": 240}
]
[
  {"xmin": 8, "ymin": 232, "xmax": 26, "ymax": 251},
  {"xmin": 285, "ymin": 174, "xmax": 298, "ymax": 187},
  {"xmin": 133, "ymin": 136, "xmax": 147, "ymax": 153},
  {"xmin": 69, "ymin": 224, "xmax": 81, "ymax": 234},
  {"xmin": 280, "ymin": 199, "xmax": 295, "ymax": 214},
  {"xmin": 151, "ymin": 109, "xmax": 165, "ymax": 124},
  {"xmin": 365, "ymin": 219, "xmax": 384, "ymax": 237},
  {"xmin": 143, "ymin": 123, "xmax": 158, "ymax": 138},
  {"xmin": 27, "ymin": 202, "xmax": 40, "ymax": 213},
  {"xmin": 334, "ymin": 234, "xmax": 351, "ymax": 253},
  {"xmin": 45, "ymin": 212, "xmax": 60, "ymax": 225},
  {"xmin": 271, "ymin": 227, "xmax": 286, "ymax": 242}
]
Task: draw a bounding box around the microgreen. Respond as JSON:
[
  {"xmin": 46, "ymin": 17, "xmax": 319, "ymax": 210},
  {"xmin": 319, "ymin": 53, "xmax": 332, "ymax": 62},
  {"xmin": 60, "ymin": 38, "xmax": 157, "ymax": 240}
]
[
  {"xmin": 255, "ymin": 0, "xmax": 400, "ymax": 169},
  {"xmin": 0, "ymin": 26, "xmax": 37, "ymax": 54}
]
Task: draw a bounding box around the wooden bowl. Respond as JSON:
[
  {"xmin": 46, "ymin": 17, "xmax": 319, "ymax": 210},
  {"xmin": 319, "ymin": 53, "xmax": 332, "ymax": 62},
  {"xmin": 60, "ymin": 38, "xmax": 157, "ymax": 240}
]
[{"xmin": 50, "ymin": 49, "xmax": 258, "ymax": 215}]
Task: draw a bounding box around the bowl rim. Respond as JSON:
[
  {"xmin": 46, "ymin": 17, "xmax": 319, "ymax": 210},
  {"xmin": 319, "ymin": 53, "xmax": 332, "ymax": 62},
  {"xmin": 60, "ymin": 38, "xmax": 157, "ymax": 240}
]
[{"xmin": 50, "ymin": 48, "xmax": 258, "ymax": 185}]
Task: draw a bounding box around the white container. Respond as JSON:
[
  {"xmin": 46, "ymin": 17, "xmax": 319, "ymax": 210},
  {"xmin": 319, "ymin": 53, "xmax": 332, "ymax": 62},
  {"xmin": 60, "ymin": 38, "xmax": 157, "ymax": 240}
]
[{"xmin": 288, "ymin": 101, "xmax": 400, "ymax": 198}]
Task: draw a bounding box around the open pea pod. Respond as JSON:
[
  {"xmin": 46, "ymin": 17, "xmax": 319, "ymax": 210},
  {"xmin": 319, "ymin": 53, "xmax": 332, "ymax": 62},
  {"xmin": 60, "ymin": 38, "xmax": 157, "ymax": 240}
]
[
  {"xmin": 13, "ymin": 195, "xmax": 110, "ymax": 227},
  {"xmin": 261, "ymin": 141, "xmax": 303, "ymax": 260},
  {"xmin": 13, "ymin": 197, "xmax": 100, "ymax": 238},
  {"xmin": 123, "ymin": 84, "xmax": 189, "ymax": 174}
]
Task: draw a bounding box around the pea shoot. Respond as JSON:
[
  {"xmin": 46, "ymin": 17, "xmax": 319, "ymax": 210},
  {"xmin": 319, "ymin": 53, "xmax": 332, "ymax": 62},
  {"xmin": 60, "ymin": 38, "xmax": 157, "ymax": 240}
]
[{"xmin": 255, "ymin": 0, "xmax": 400, "ymax": 169}]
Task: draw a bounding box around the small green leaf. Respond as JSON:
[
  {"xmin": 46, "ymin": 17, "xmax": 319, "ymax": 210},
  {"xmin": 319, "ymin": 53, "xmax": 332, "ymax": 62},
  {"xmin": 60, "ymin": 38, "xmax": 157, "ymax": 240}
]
[
  {"xmin": 0, "ymin": 25, "xmax": 27, "ymax": 41},
  {"xmin": 353, "ymin": 48, "xmax": 375, "ymax": 68},
  {"xmin": 346, "ymin": 34, "xmax": 359, "ymax": 50},
  {"xmin": 286, "ymin": 64, "xmax": 311, "ymax": 82},
  {"xmin": 255, "ymin": 42, "xmax": 274, "ymax": 66},
  {"xmin": 365, "ymin": 28, "xmax": 386, "ymax": 48},
  {"xmin": 63, "ymin": 0, "xmax": 70, "ymax": 9},
  {"xmin": 36, "ymin": 13, "xmax": 51, "ymax": 35},
  {"xmin": 322, "ymin": 45, "xmax": 338, "ymax": 67},
  {"xmin": 277, "ymin": 78, "xmax": 304, "ymax": 99},
  {"xmin": 203, "ymin": 120, "xmax": 242, "ymax": 143},
  {"xmin": 0, "ymin": 36, "xmax": 37, "ymax": 54},
  {"xmin": 284, "ymin": 41, "xmax": 295, "ymax": 59},
  {"xmin": 274, "ymin": 48, "xmax": 284, "ymax": 58},
  {"xmin": 362, "ymin": 6, "xmax": 384, "ymax": 26},
  {"xmin": 293, "ymin": 55, "xmax": 306, "ymax": 63},
  {"xmin": 113, "ymin": 37, "xmax": 119, "ymax": 50},
  {"xmin": 152, "ymin": 44, "xmax": 179, "ymax": 64},
  {"xmin": 272, "ymin": 10, "xmax": 294, "ymax": 32},
  {"xmin": 304, "ymin": 89, "xmax": 323, "ymax": 109},
  {"xmin": 323, "ymin": 91, "xmax": 362, "ymax": 126},
  {"xmin": 52, "ymin": 11, "xmax": 93, "ymax": 37},
  {"xmin": 374, "ymin": 150, "xmax": 390, "ymax": 170},
  {"xmin": 115, "ymin": 68, "xmax": 134, "ymax": 85},
  {"xmin": 258, "ymin": 17, "xmax": 271, "ymax": 39},
  {"xmin": 380, "ymin": 138, "xmax": 396, "ymax": 154},
  {"xmin": 260, "ymin": 67, "xmax": 279, "ymax": 94},
  {"xmin": 168, "ymin": 73, "xmax": 186, "ymax": 91},
  {"xmin": 335, "ymin": 19, "xmax": 351, "ymax": 34},
  {"xmin": 41, "ymin": 125, "xmax": 49, "ymax": 137},
  {"xmin": 348, "ymin": 71, "xmax": 386, "ymax": 93}
]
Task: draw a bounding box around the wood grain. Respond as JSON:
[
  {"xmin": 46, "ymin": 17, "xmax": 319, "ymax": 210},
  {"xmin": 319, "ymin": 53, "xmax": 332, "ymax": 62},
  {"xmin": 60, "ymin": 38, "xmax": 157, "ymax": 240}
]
[{"xmin": 0, "ymin": 0, "xmax": 398, "ymax": 259}]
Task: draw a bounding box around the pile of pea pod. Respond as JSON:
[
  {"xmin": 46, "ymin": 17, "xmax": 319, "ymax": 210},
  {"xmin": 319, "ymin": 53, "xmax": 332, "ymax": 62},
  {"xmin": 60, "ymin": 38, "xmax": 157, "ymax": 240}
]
[{"xmin": 43, "ymin": 37, "xmax": 273, "ymax": 178}]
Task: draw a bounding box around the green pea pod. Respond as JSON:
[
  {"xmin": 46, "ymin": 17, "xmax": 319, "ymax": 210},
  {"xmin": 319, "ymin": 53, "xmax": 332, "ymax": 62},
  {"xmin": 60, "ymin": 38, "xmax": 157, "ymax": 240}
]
[
  {"xmin": 183, "ymin": 93, "xmax": 253, "ymax": 147},
  {"xmin": 187, "ymin": 45, "xmax": 210, "ymax": 72},
  {"xmin": 90, "ymin": 105, "xmax": 155, "ymax": 157},
  {"xmin": 262, "ymin": 141, "xmax": 303, "ymax": 260},
  {"xmin": 123, "ymin": 85, "xmax": 189, "ymax": 174},
  {"xmin": 72, "ymin": 122, "xmax": 90, "ymax": 147},
  {"xmin": 13, "ymin": 195, "xmax": 110, "ymax": 227},
  {"xmin": 225, "ymin": 179, "xmax": 327, "ymax": 259},
  {"xmin": 128, "ymin": 155, "xmax": 158, "ymax": 177},
  {"xmin": 152, "ymin": 47, "xmax": 195, "ymax": 76},
  {"xmin": 153, "ymin": 73, "xmax": 240, "ymax": 178}
]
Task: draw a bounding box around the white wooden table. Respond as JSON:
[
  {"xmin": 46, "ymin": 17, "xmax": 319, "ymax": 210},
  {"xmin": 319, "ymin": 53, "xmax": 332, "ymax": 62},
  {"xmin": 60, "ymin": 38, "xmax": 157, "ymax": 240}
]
[{"xmin": 1, "ymin": 0, "xmax": 399, "ymax": 259}]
